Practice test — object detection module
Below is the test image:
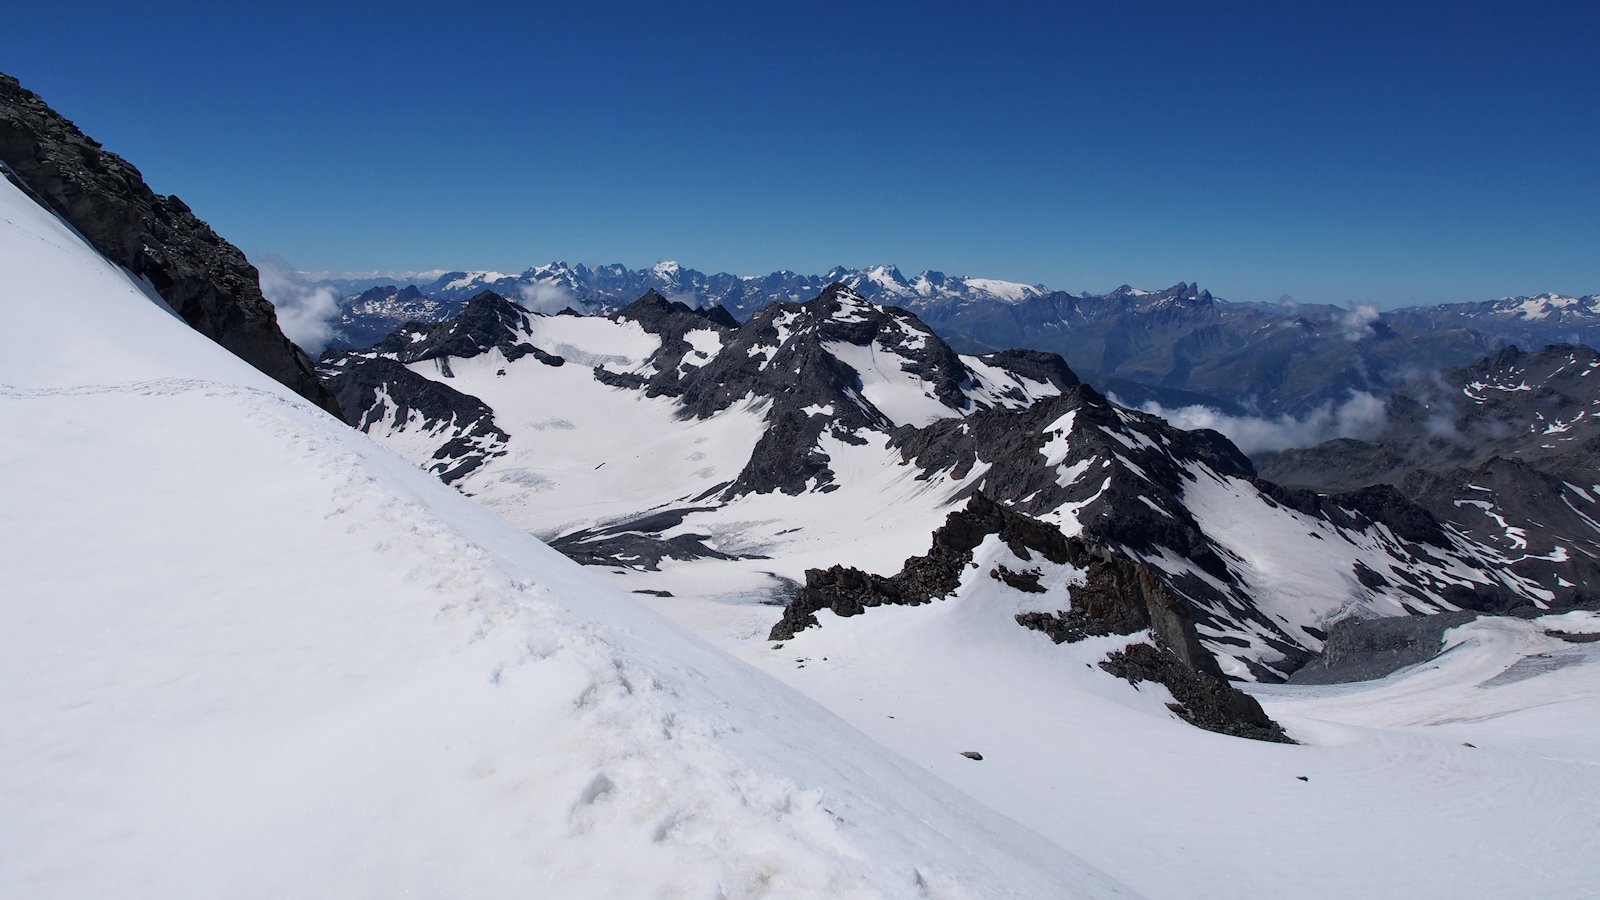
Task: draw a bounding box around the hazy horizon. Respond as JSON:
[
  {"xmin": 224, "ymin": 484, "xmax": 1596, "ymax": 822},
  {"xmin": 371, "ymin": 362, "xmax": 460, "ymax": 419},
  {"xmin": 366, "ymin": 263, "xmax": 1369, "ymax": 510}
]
[{"xmin": 5, "ymin": 1, "xmax": 1595, "ymax": 307}]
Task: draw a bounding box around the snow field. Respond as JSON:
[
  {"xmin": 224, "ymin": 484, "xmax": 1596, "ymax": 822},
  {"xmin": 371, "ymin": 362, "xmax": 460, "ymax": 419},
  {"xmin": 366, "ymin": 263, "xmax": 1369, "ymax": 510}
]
[
  {"xmin": 1174, "ymin": 467, "xmax": 1523, "ymax": 673},
  {"xmin": 824, "ymin": 339, "xmax": 964, "ymax": 428},
  {"xmin": 436, "ymin": 345, "xmax": 770, "ymax": 539},
  {"xmin": 728, "ymin": 535, "xmax": 1600, "ymax": 899},
  {"xmin": 0, "ymin": 175, "xmax": 1133, "ymax": 898}
]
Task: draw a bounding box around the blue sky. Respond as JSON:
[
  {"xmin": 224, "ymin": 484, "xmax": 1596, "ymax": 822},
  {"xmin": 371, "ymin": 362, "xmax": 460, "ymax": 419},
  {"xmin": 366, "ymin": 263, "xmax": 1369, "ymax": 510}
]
[{"xmin": 4, "ymin": 1, "xmax": 1596, "ymax": 305}]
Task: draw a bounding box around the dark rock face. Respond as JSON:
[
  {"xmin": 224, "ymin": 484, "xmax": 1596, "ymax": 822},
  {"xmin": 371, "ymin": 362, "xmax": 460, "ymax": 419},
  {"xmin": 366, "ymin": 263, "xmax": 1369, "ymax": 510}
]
[
  {"xmin": 882, "ymin": 385, "xmax": 1341, "ymax": 677},
  {"xmin": 362, "ymin": 290, "xmax": 562, "ymax": 366},
  {"xmin": 1251, "ymin": 480, "xmax": 1448, "ymax": 548},
  {"xmin": 972, "ymin": 348, "xmax": 1080, "ymax": 395},
  {"xmin": 0, "ymin": 71, "xmax": 342, "ymax": 418},
  {"xmin": 322, "ymin": 356, "xmax": 508, "ymax": 483},
  {"xmin": 1287, "ymin": 611, "xmax": 1483, "ymax": 684},
  {"xmin": 893, "ymin": 385, "xmax": 1252, "ymax": 568},
  {"xmin": 770, "ymin": 494, "xmax": 1072, "ymax": 640},
  {"xmin": 1018, "ymin": 550, "xmax": 1221, "ymax": 679},
  {"xmin": 548, "ymin": 506, "xmax": 741, "ymax": 570},
  {"xmin": 1255, "ymin": 344, "xmax": 1600, "ymax": 605},
  {"xmin": 610, "ymin": 290, "xmax": 736, "ymax": 398},
  {"xmin": 658, "ymin": 282, "xmax": 1069, "ymax": 496},
  {"xmin": 1099, "ymin": 643, "xmax": 1291, "ymax": 742},
  {"xmin": 771, "ymin": 494, "xmax": 1289, "ymax": 741},
  {"xmin": 1401, "ymin": 457, "xmax": 1600, "ymax": 602}
]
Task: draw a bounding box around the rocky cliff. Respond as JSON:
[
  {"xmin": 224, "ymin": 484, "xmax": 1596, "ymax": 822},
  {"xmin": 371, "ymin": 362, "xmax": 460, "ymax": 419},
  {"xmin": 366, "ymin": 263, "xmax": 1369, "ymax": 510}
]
[{"xmin": 0, "ymin": 71, "xmax": 342, "ymax": 418}]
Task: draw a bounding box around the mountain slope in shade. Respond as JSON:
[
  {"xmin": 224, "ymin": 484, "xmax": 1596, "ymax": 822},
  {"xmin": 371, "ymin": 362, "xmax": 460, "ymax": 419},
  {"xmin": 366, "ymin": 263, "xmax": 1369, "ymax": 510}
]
[
  {"xmin": 1257, "ymin": 344, "xmax": 1600, "ymax": 598},
  {"xmin": 0, "ymin": 163, "xmax": 1135, "ymax": 898},
  {"xmin": 325, "ymin": 286, "xmax": 1564, "ymax": 682}
]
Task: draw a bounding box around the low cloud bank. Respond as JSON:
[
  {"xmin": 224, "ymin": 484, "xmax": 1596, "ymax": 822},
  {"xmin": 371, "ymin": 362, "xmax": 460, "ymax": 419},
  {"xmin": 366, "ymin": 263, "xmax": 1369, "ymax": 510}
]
[
  {"xmin": 255, "ymin": 255, "xmax": 342, "ymax": 354},
  {"xmin": 1124, "ymin": 392, "xmax": 1387, "ymax": 456}
]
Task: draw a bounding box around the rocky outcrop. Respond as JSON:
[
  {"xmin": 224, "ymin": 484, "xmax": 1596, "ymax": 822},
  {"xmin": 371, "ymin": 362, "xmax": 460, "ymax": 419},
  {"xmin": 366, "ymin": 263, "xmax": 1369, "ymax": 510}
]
[
  {"xmin": 1099, "ymin": 643, "xmax": 1290, "ymax": 742},
  {"xmin": 0, "ymin": 71, "xmax": 342, "ymax": 418},
  {"xmin": 1287, "ymin": 611, "xmax": 1484, "ymax": 685},
  {"xmin": 893, "ymin": 385, "xmax": 1251, "ymax": 571},
  {"xmin": 770, "ymin": 494, "xmax": 1289, "ymax": 741},
  {"xmin": 1251, "ymin": 480, "xmax": 1448, "ymax": 548},
  {"xmin": 770, "ymin": 494, "xmax": 1069, "ymax": 639},
  {"xmin": 359, "ymin": 290, "xmax": 564, "ymax": 367},
  {"xmin": 612, "ymin": 290, "xmax": 736, "ymax": 398},
  {"xmin": 664, "ymin": 282, "xmax": 1048, "ymax": 496},
  {"xmin": 1016, "ymin": 551, "xmax": 1221, "ymax": 679},
  {"xmin": 323, "ymin": 356, "xmax": 508, "ymax": 482}
]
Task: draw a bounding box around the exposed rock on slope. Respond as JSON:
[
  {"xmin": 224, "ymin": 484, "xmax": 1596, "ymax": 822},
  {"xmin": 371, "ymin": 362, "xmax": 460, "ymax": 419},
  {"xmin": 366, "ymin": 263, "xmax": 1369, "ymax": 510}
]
[
  {"xmin": 1288, "ymin": 611, "xmax": 1483, "ymax": 685},
  {"xmin": 1257, "ymin": 344, "xmax": 1600, "ymax": 602},
  {"xmin": 1259, "ymin": 345, "xmax": 1600, "ymax": 490},
  {"xmin": 326, "ymin": 285, "xmax": 1569, "ymax": 681},
  {"xmin": 878, "ymin": 379, "xmax": 1555, "ymax": 678},
  {"xmin": 772, "ymin": 494, "xmax": 1290, "ymax": 741},
  {"xmin": 0, "ymin": 71, "xmax": 342, "ymax": 418},
  {"xmin": 325, "ymin": 356, "xmax": 509, "ymax": 483}
]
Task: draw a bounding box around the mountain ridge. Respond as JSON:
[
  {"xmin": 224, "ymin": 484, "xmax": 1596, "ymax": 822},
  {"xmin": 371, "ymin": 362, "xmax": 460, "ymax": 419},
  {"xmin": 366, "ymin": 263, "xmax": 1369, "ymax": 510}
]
[
  {"xmin": 323, "ymin": 284, "xmax": 1578, "ymax": 682},
  {"xmin": 322, "ymin": 259, "xmax": 1595, "ymax": 419}
]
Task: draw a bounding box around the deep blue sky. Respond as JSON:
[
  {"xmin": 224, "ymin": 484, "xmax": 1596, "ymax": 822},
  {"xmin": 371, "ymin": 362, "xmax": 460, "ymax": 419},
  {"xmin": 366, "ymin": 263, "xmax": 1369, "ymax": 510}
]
[{"xmin": 4, "ymin": 1, "xmax": 1596, "ymax": 305}]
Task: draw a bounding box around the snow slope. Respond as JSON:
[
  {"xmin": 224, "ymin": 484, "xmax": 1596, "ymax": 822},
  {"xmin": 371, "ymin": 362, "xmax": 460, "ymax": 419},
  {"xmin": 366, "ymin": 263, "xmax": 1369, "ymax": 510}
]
[
  {"xmin": 0, "ymin": 175, "xmax": 1134, "ymax": 896},
  {"xmin": 727, "ymin": 535, "xmax": 1600, "ymax": 899}
]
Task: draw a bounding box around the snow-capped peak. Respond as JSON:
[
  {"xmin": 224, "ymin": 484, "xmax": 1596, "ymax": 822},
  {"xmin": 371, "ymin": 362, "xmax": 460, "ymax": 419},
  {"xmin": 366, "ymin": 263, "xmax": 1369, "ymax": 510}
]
[
  {"xmin": 854, "ymin": 264, "xmax": 912, "ymax": 295},
  {"xmin": 439, "ymin": 270, "xmax": 511, "ymax": 292},
  {"xmin": 1496, "ymin": 292, "xmax": 1596, "ymax": 321}
]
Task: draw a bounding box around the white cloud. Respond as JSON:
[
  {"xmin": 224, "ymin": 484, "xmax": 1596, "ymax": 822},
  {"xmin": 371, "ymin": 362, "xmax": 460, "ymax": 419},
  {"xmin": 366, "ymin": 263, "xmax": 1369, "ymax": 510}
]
[
  {"xmin": 516, "ymin": 281, "xmax": 577, "ymax": 315},
  {"xmin": 1122, "ymin": 391, "xmax": 1388, "ymax": 456},
  {"xmin": 1338, "ymin": 303, "xmax": 1380, "ymax": 341},
  {"xmin": 255, "ymin": 255, "xmax": 342, "ymax": 355}
]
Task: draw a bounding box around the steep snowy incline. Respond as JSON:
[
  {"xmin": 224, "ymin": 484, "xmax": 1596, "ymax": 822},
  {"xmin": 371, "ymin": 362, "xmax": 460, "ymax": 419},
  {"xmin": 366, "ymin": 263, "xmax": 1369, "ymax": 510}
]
[{"xmin": 0, "ymin": 175, "xmax": 1132, "ymax": 897}]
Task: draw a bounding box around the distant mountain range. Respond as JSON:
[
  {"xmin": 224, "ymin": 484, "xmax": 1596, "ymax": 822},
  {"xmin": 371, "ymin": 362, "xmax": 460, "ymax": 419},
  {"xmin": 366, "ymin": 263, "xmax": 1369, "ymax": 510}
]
[
  {"xmin": 320, "ymin": 285, "xmax": 1578, "ymax": 684},
  {"xmin": 320, "ymin": 262, "xmax": 1597, "ymax": 418},
  {"xmin": 320, "ymin": 260, "xmax": 1046, "ymax": 321}
]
